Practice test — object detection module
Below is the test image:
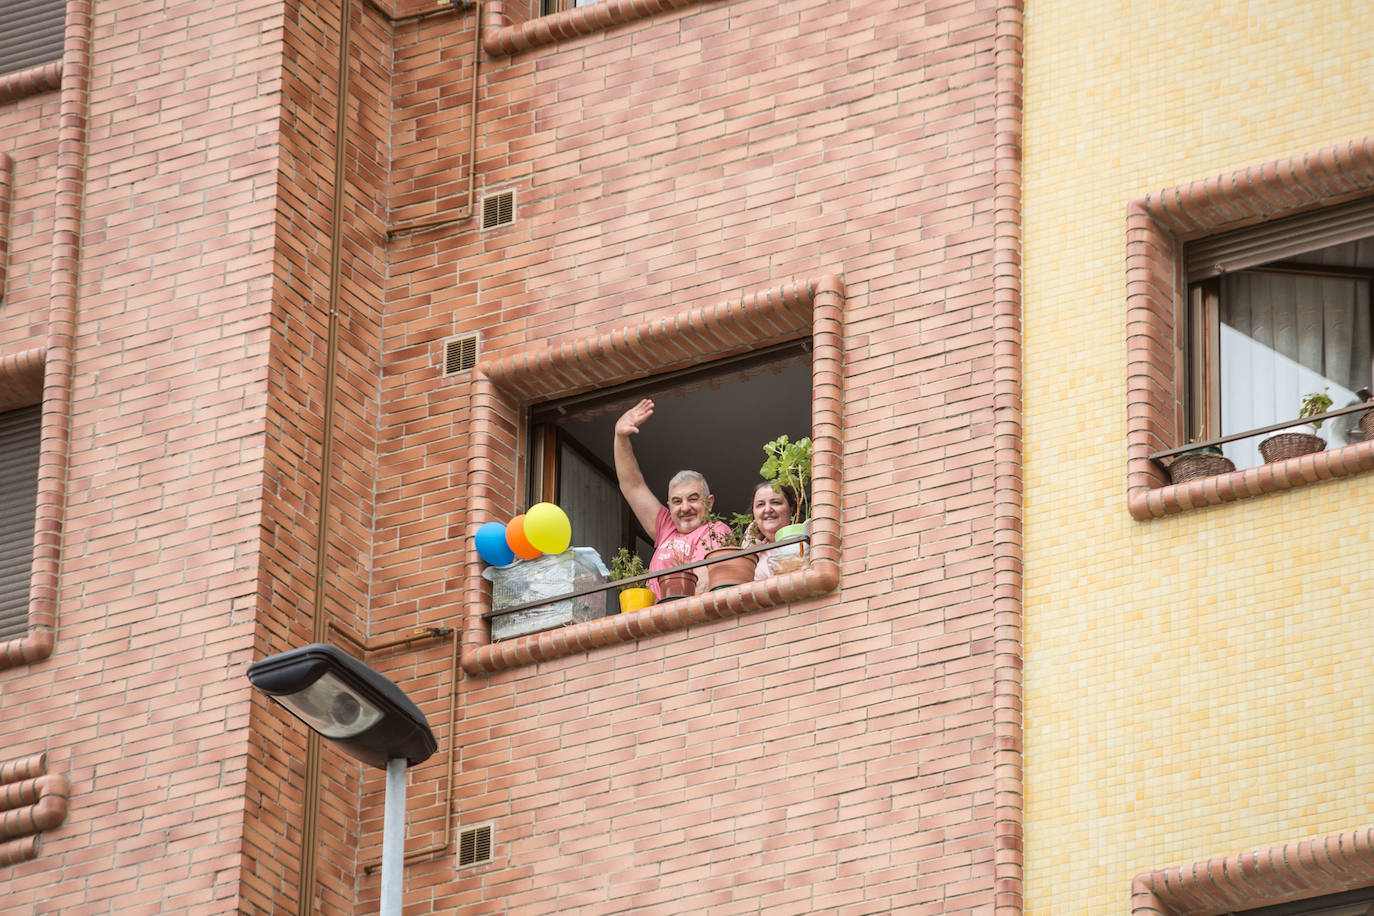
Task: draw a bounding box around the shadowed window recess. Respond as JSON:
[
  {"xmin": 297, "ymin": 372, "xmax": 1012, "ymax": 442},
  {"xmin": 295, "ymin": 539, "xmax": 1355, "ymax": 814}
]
[{"xmin": 526, "ymin": 342, "xmax": 812, "ymax": 569}]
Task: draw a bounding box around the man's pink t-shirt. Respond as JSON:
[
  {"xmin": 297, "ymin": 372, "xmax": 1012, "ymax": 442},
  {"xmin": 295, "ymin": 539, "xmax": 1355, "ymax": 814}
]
[{"xmin": 648, "ymin": 506, "xmax": 729, "ymax": 599}]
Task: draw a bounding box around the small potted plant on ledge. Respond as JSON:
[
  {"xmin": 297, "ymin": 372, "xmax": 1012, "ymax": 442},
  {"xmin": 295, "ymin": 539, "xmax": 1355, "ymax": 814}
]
[
  {"xmin": 652, "ymin": 542, "xmax": 698, "ymax": 602},
  {"xmin": 1166, "ymin": 444, "xmax": 1234, "ymax": 484},
  {"xmin": 701, "ymin": 512, "xmax": 758, "ymax": 590},
  {"xmin": 610, "ymin": 547, "xmax": 653, "ymax": 614},
  {"xmin": 1259, "ymin": 388, "xmax": 1331, "ymax": 463},
  {"xmin": 1358, "ymin": 387, "xmax": 1374, "ymax": 441}
]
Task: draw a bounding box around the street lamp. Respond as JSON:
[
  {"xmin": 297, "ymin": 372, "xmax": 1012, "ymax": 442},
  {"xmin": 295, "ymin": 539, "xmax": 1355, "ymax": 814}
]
[{"xmin": 248, "ymin": 643, "xmax": 437, "ymax": 916}]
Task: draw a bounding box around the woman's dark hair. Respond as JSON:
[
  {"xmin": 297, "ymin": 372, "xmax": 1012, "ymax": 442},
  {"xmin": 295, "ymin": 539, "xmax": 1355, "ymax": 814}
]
[{"xmin": 751, "ymin": 480, "xmax": 799, "ymax": 519}]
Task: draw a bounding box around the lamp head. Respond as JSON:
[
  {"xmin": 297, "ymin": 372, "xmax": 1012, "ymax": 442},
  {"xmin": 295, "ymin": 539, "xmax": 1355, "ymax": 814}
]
[{"xmin": 248, "ymin": 643, "xmax": 437, "ymax": 769}]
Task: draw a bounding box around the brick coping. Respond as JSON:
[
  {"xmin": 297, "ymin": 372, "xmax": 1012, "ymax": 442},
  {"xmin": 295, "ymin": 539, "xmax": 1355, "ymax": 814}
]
[
  {"xmin": 1132, "ymin": 826, "xmax": 1374, "ymax": 915},
  {"xmin": 482, "ymin": 0, "xmax": 709, "ymax": 57},
  {"xmin": 1125, "ymin": 136, "xmax": 1374, "ymax": 520}
]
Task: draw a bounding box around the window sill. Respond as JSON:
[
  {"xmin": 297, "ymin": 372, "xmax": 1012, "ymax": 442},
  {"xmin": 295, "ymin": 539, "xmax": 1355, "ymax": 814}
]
[
  {"xmin": 465, "ymin": 557, "xmax": 838, "ymax": 673},
  {"xmin": 482, "ymin": 0, "xmax": 707, "ymax": 57},
  {"xmin": 1128, "ymin": 438, "xmax": 1374, "ymax": 519}
]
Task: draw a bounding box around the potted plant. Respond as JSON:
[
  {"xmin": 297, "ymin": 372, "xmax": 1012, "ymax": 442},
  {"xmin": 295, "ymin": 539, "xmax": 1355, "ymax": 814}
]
[
  {"xmin": 652, "ymin": 541, "xmax": 699, "ymax": 602},
  {"xmin": 1166, "ymin": 444, "xmax": 1234, "ymax": 484},
  {"xmin": 760, "ymin": 434, "xmax": 812, "ymax": 541},
  {"xmin": 700, "ymin": 512, "xmax": 758, "ymax": 590},
  {"xmin": 1258, "ymin": 389, "xmax": 1331, "ymax": 463},
  {"xmin": 1358, "ymin": 387, "xmax": 1374, "ymax": 441},
  {"xmin": 610, "ymin": 547, "xmax": 653, "ymax": 614}
]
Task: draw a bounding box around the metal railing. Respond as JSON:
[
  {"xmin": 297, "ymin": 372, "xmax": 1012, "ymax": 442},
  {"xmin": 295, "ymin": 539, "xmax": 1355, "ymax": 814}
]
[
  {"xmin": 481, "ymin": 532, "xmax": 810, "ymax": 621},
  {"xmin": 1148, "ymin": 402, "xmax": 1371, "ymax": 467}
]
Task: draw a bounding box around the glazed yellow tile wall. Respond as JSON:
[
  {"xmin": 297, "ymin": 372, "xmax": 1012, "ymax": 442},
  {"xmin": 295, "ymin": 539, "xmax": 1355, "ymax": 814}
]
[{"xmin": 1022, "ymin": 2, "xmax": 1374, "ymax": 913}]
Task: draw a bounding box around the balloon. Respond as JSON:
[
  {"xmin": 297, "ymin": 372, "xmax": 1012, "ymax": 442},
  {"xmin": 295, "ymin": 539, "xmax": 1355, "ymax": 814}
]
[
  {"xmin": 505, "ymin": 514, "xmax": 542, "ymax": 560},
  {"xmin": 475, "ymin": 522, "xmax": 515, "ymax": 567},
  {"xmin": 524, "ymin": 502, "xmax": 571, "ymax": 554}
]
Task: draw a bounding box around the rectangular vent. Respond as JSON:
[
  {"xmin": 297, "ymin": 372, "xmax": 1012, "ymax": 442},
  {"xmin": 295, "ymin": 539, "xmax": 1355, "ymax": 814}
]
[
  {"xmin": 480, "ymin": 190, "xmax": 515, "ymax": 230},
  {"xmin": 443, "ymin": 334, "xmax": 478, "ymax": 376},
  {"xmin": 458, "ymin": 823, "xmax": 493, "ymax": 867}
]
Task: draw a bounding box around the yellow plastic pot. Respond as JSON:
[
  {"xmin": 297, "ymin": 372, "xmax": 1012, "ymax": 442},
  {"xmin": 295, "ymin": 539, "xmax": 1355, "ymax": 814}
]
[{"xmin": 618, "ymin": 587, "xmax": 654, "ymax": 614}]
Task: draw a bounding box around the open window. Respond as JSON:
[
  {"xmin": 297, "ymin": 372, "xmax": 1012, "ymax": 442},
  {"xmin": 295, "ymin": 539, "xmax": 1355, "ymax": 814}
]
[
  {"xmin": 1183, "ymin": 197, "xmax": 1374, "ymax": 469},
  {"xmin": 526, "ymin": 342, "xmax": 812, "ymax": 568},
  {"xmin": 539, "ymin": 0, "xmax": 605, "ymax": 14},
  {"xmin": 459, "ymin": 275, "xmax": 843, "ymax": 674},
  {"xmin": 1123, "ymin": 138, "xmax": 1374, "ymax": 519}
]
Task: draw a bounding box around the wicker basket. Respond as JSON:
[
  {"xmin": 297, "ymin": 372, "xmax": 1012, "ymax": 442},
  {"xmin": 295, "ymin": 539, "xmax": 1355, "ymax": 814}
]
[
  {"xmin": 1258, "ymin": 432, "xmax": 1325, "ymax": 463},
  {"xmin": 1167, "ymin": 452, "xmax": 1235, "ymax": 484},
  {"xmin": 1359, "ymin": 409, "xmax": 1374, "ymax": 441}
]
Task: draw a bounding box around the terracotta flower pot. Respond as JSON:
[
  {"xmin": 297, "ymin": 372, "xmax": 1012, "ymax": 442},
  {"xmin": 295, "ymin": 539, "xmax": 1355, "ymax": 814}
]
[
  {"xmin": 704, "ymin": 548, "xmax": 756, "ymax": 590},
  {"xmin": 653, "ymin": 571, "xmax": 697, "ymax": 601}
]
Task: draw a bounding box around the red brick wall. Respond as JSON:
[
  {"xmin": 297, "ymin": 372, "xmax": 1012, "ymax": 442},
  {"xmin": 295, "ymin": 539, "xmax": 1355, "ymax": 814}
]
[
  {"xmin": 0, "ymin": 0, "xmax": 296, "ymax": 910},
  {"xmin": 363, "ymin": 0, "xmax": 1005, "ymax": 911},
  {"xmin": 0, "ymin": 0, "xmax": 1009, "ymax": 911}
]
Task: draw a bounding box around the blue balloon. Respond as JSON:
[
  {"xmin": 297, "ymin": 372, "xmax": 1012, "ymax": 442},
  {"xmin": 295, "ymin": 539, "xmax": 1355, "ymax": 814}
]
[{"xmin": 475, "ymin": 522, "xmax": 516, "ymax": 567}]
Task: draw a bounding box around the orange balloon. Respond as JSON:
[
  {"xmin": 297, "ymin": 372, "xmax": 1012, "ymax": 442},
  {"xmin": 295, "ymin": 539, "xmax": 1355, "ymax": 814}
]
[{"xmin": 505, "ymin": 514, "xmax": 541, "ymax": 560}]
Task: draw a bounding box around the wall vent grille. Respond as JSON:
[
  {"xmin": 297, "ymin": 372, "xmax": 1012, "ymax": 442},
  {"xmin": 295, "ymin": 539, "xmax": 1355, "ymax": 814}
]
[
  {"xmin": 443, "ymin": 335, "xmax": 479, "ymax": 376},
  {"xmin": 480, "ymin": 190, "xmax": 515, "ymax": 230},
  {"xmin": 458, "ymin": 824, "xmax": 493, "ymax": 867}
]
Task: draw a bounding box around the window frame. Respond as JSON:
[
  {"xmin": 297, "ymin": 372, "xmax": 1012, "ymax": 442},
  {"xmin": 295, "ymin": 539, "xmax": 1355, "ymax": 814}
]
[
  {"xmin": 458, "ymin": 275, "xmax": 844, "ymax": 676},
  {"xmin": 1124, "ymin": 136, "xmax": 1374, "ymax": 519},
  {"xmin": 1183, "ymin": 261, "xmax": 1374, "ymax": 449}
]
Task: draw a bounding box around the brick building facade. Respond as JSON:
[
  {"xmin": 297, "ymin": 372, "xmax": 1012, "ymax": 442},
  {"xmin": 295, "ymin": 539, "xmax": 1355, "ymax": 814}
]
[{"xmin": 1, "ymin": 0, "xmax": 1024, "ymax": 913}]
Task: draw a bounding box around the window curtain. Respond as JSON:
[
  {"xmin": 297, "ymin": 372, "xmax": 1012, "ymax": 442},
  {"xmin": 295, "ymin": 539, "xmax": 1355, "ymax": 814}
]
[
  {"xmin": 557, "ymin": 444, "xmax": 623, "ymax": 570},
  {"xmin": 1220, "ymin": 270, "xmax": 1371, "ymax": 468}
]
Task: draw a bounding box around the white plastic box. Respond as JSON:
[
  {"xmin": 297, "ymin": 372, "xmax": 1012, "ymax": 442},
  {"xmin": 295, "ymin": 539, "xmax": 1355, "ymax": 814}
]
[{"xmin": 489, "ymin": 547, "xmax": 611, "ymax": 641}]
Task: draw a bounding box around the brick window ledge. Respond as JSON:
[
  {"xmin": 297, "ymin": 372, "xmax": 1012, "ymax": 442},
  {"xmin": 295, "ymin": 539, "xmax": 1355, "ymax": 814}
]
[
  {"xmin": 482, "ymin": 0, "xmax": 709, "ymax": 57},
  {"xmin": 459, "ymin": 275, "xmax": 844, "ymax": 675},
  {"xmin": 1132, "ymin": 825, "xmax": 1374, "ymax": 915},
  {"xmin": 0, "ymin": 754, "xmax": 69, "ymax": 867},
  {"xmin": 1125, "ymin": 136, "xmax": 1374, "ymax": 521},
  {"xmin": 1130, "ymin": 439, "xmax": 1374, "ymax": 519}
]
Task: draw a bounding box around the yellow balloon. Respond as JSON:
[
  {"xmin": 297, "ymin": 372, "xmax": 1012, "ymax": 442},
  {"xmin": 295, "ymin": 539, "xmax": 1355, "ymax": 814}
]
[{"xmin": 524, "ymin": 502, "xmax": 571, "ymax": 554}]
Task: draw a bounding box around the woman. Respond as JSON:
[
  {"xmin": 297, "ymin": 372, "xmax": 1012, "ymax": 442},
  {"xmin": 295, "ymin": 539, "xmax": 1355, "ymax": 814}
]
[{"xmin": 741, "ymin": 481, "xmax": 800, "ymax": 579}]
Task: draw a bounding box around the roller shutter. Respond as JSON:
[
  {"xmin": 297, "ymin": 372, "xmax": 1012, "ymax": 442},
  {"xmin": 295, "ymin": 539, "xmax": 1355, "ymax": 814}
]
[
  {"xmin": 0, "ymin": 405, "xmax": 41, "ymax": 643},
  {"xmin": 0, "ymin": 0, "xmax": 66, "ymax": 77}
]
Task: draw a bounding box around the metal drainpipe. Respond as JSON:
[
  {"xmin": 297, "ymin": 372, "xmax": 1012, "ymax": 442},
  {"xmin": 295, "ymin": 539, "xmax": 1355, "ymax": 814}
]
[{"xmin": 297, "ymin": 0, "xmax": 356, "ymax": 911}]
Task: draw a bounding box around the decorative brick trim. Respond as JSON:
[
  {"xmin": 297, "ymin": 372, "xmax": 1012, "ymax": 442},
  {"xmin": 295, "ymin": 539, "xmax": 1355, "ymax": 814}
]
[
  {"xmin": 991, "ymin": 1, "xmax": 1025, "ymax": 914},
  {"xmin": 0, "ymin": 2, "xmax": 91, "ymax": 669},
  {"xmin": 1132, "ymin": 826, "xmax": 1374, "ymax": 915},
  {"xmin": 0, "ymin": 152, "xmax": 10, "ymax": 306},
  {"xmin": 0, "ymin": 347, "xmax": 43, "ymax": 413},
  {"xmin": 482, "ymin": 0, "xmax": 707, "ymax": 57},
  {"xmin": 0, "ymin": 754, "xmax": 69, "ymax": 867},
  {"xmin": 460, "ymin": 275, "xmax": 843, "ymax": 675},
  {"xmin": 1125, "ymin": 136, "xmax": 1374, "ymax": 520},
  {"xmin": 0, "ymin": 62, "xmax": 61, "ymax": 105}
]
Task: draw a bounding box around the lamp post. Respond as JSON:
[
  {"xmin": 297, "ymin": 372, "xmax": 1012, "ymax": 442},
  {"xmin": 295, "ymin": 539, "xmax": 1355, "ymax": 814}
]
[{"xmin": 248, "ymin": 643, "xmax": 437, "ymax": 916}]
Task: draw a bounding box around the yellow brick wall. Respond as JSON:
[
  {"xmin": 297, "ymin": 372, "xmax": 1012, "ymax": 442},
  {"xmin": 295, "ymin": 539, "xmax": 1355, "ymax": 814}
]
[{"xmin": 1022, "ymin": 2, "xmax": 1374, "ymax": 913}]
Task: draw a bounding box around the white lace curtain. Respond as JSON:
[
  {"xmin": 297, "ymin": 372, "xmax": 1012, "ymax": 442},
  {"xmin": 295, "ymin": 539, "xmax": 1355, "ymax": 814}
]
[{"xmin": 1220, "ymin": 270, "xmax": 1371, "ymax": 468}]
